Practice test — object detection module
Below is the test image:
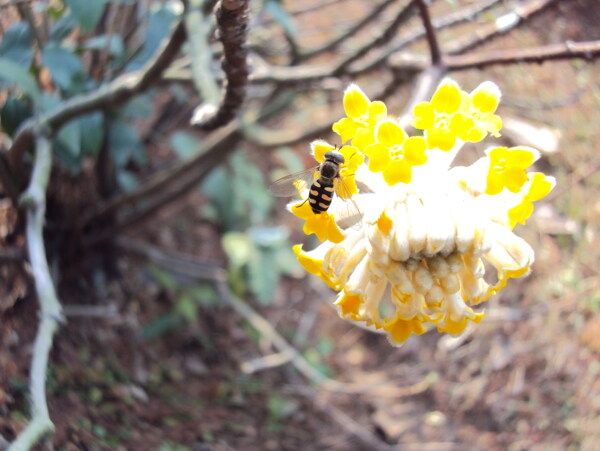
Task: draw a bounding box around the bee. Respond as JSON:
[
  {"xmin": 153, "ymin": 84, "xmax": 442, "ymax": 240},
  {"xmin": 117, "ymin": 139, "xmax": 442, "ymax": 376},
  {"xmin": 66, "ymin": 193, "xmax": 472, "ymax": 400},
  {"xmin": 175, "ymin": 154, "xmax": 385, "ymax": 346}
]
[{"xmin": 270, "ymin": 150, "xmax": 362, "ymax": 227}]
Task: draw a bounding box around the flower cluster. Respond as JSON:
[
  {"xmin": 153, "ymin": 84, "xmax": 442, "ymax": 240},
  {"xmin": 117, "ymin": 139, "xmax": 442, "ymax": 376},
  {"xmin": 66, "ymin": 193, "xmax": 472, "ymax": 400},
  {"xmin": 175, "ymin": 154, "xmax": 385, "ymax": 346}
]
[{"xmin": 288, "ymin": 80, "xmax": 555, "ymax": 346}]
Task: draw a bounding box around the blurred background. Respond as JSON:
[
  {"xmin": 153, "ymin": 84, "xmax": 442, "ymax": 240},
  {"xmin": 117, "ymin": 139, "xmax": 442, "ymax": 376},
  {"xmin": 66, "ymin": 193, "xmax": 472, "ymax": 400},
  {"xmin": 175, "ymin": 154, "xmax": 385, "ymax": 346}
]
[{"xmin": 1, "ymin": 0, "xmax": 599, "ymax": 449}]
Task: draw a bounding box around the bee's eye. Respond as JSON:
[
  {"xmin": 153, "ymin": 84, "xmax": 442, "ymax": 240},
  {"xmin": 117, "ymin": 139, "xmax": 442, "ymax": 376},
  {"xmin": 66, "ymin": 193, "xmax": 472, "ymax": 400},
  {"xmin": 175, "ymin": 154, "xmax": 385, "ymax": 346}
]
[{"xmin": 325, "ymin": 151, "xmax": 345, "ymax": 164}]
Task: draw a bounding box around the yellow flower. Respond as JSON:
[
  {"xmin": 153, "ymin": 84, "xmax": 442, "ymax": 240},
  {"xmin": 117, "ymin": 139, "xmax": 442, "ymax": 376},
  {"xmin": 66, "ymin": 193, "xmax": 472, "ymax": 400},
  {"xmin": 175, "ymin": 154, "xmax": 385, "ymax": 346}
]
[
  {"xmin": 412, "ymin": 79, "xmax": 503, "ymax": 152},
  {"xmin": 287, "ymin": 80, "xmax": 555, "ymax": 346},
  {"xmin": 332, "ymin": 84, "xmax": 387, "ymax": 150},
  {"xmin": 508, "ymin": 172, "xmax": 556, "ymax": 228},
  {"xmin": 290, "ymin": 201, "xmax": 345, "ymax": 243},
  {"xmin": 364, "ymin": 119, "xmax": 427, "ymax": 185},
  {"xmin": 485, "ymin": 146, "xmax": 539, "ymax": 195}
]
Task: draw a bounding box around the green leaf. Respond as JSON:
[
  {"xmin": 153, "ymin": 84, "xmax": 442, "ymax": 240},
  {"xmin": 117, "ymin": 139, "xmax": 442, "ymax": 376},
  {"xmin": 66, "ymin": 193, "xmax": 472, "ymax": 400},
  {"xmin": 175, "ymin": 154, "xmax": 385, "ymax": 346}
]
[
  {"xmin": 188, "ymin": 285, "xmax": 218, "ymax": 307},
  {"xmin": 0, "ymin": 96, "xmax": 32, "ymax": 137},
  {"xmin": 116, "ymin": 170, "xmax": 139, "ymax": 192},
  {"xmin": 248, "ymin": 246, "xmax": 278, "ymax": 304},
  {"xmin": 169, "ymin": 131, "xmax": 201, "ymax": 161},
  {"xmin": 175, "ymin": 294, "xmax": 198, "ymax": 323},
  {"xmin": 141, "ymin": 313, "xmax": 182, "ymax": 341},
  {"xmin": 41, "ymin": 43, "xmax": 85, "ymax": 91},
  {"xmin": 126, "ymin": 7, "xmax": 177, "ymax": 71},
  {"xmin": 49, "ymin": 14, "xmax": 77, "ymax": 42},
  {"xmin": 201, "ymin": 166, "xmax": 237, "ymax": 230},
  {"xmin": 0, "ymin": 57, "xmax": 41, "ymax": 105},
  {"xmin": 222, "ymin": 232, "xmax": 252, "ymax": 267},
  {"xmin": 55, "ymin": 118, "xmax": 81, "ymax": 158},
  {"xmin": 147, "ymin": 266, "xmax": 178, "ymax": 291},
  {"xmin": 0, "ymin": 22, "xmax": 33, "ymax": 67},
  {"xmin": 108, "ymin": 122, "xmax": 142, "ymax": 168},
  {"xmin": 64, "ymin": 0, "xmax": 108, "ymax": 32},
  {"xmin": 79, "ymin": 112, "xmax": 104, "ymax": 157},
  {"xmin": 83, "ymin": 34, "xmax": 125, "ymax": 58}
]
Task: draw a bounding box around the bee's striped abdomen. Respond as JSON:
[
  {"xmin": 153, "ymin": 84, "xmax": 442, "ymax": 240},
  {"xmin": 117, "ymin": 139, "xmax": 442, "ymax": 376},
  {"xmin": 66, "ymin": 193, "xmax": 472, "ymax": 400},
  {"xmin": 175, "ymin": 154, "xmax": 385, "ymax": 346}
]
[{"xmin": 308, "ymin": 179, "xmax": 335, "ymax": 214}]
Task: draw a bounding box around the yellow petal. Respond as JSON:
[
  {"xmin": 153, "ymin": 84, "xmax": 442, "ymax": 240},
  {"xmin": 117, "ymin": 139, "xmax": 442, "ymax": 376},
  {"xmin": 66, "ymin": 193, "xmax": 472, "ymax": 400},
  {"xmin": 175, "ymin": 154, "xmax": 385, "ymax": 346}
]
[
  {"xmin": 343, "ymin": 84, "xmax": 369, "ymax": 119},
  {"xmin": 335, "ymin": 291, "xmax": 363, "ymax": 320},
  {"xmin": 293, "ymin": 244, "xmax": 323, "ymax": 277},
  {"xmin": 505, "ymin": 146, "xmax": 539, "ymax": 169},
  {"xmin": 383, "ymin": 314, "xmax": 427, "ymax": 344},
  {"xmin": 485, "ymin": 172, "xmax": 503, "ymax": 196},
  {"xmin": 311, "ymin": 139, "xmax": 335, "ymax": 162},
  {"xmin": 368, "ymin": 100, "xmax": 387, "ymax": 120},
  {"xmin": 327, "ymin": 216, "xmax": 346, "ymax": 243},
  {"xmin": 450, "ymin": 112, "xmax": 475, "ymax": 141},
  {"xmin": 465, "ymin": 125, "xmax": 487, "ymax": 143},
  {"xmin": 332, "ymin": 117, "xmax": 358, "ymax": 143},
  {"xmin": 377, "ymin": 119, "xmax": 406, "ymax": 147},
  {"xmin": 527, "ymin": 173, "xmax": 555, "ymax": 201},
  {"xmin": 339, "ymin": 145, "xmax": 363, "ymax": 169},
  {"xmin": 365, "ymin": 143, "xmax": 390, "ymax": 172},
  {"xmin": 303, "ymin": 214, "xmax": 330, "ymax": 241},
  {"xmin": 480, "ymin": 114, "xmax": 502, "ymax": 136},
  {"xmin": 383, "ymin": 159, "xmax": 412, "ymax": 185},
  {"xmin": 508, "ymin": 201, "xmax": 534, "ymax": 228},
  {"xmin": 470, "ymin": 81, "xmax": 501, "ymax": 114},
  {"xmin": 431, "ymin": 79, "xmax": 462, "ymax": 114},
  {"xmin": 503, "ymin": 167, "xmax": 528, "ymax": 192},
  {"xmin": 377, "ymin": 210, "xmax": 393, "ymax": 235},
  {"xmin": 426, "ymin": 127, "xmax": 456, "ymax": 152},
  {"xmin": 403, "ymin": 136, "xmax": 427, "ymax": 166},
  {"xmin": 352, "ymin": 129, "xmax": 375, "ymax": 150},
  {"xmin": 412, "ymin": 102, "xmax": 434, "ymax": 130}
]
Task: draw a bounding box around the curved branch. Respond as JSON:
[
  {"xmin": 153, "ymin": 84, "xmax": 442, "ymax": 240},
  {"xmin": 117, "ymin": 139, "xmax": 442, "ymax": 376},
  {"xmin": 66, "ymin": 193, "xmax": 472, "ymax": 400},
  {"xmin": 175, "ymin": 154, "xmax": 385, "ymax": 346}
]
[
  {"xmin": 333, "ymin": 0, "xmax": 417, "ymax": 76},
  {"xmin": 9, "ymin": 134, "xmax": 65, "ymax": 451},
  {"xmin": 192, "ymin": 0, "xmax": 250, "ymax": 130},
  {"xmin": 446, "ymin": 0, "xmax": 559, "ymax": 56},
  {"xmin": 298, "ymin": 0, "xmax": 398, "ymax": 61},
  {"xmin": 445, "ymin": 39, "xmax": 600, "ymax": 70},
  {"xmin": 6, "ymin": 20, "xmax": 187, "ymax": 179}
]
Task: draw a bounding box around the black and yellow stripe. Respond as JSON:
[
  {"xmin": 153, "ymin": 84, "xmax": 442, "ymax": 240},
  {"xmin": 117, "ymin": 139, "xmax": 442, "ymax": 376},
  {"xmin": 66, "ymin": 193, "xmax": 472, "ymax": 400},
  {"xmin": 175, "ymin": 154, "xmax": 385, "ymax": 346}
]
[{"xmin": 308, "ymin": 179, "xmax": 335, "ymax": 214}]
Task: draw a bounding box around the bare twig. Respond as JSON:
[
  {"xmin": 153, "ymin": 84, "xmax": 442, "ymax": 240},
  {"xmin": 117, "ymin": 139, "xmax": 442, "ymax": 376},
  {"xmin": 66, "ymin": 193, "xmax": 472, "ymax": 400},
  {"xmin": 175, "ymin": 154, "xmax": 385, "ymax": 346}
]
[
  {"xmin": 298, "ymin": 0, "xmax": 398, "ymax": 61},
  {"xmin": 0, "ymin": 246, "xmax": 26, "ymax": 263},
  {"xmin": 323, "ymin": 0, "xmax": 503, "ymax": 74},
  {"xmin": 333, "ymin": 0, "xmax": 417, "ymax": 76},
  {"xmin": 415, "ymin": 0, "xmax": 441, "ymax": 65},
  {"xmin": 445, "ymin": 0, "xmax": 559, "ymax": 56},
  {"xmin": 193, "ymin": 0, "xmax": 250, "ymax": 130},
  {"xmin": 15, "ymin": 1, "xmax": 45, "ymax": 48},
  {"xmin": 83, "ymin": 120, "xmax": 241, "ymax": 234},
  {"xmin": 5, "ymin": 20, "xmax": 187, "ymax": 181},
  {"xmin": 444, "ymin": 39, "xmax": 600, "ymax": 70},
  {"xmin": 115, "ymin": 239, "xmax": 437, "ymax": 396},
  {"xmin": 9, "ymin": 134, "xmax": 65, "ymax": 451}
]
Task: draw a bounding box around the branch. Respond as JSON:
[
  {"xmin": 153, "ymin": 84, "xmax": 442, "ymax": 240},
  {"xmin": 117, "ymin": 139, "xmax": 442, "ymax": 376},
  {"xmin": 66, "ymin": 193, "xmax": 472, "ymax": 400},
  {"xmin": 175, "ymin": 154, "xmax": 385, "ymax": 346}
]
[
  {"xmin": 445, "ymin": 0, "xmax": 559, "ymax": 56},
  {"xmin": 415, "ymin": 0, "xmax": 441, "ymax": 65},
  {"xmin": 6, "ymin": 20, "xmax": 187, "ymax": 177},
  {"xmin": 444, "ymin": 40, "xmax": 600, "ymax": 70},
  {"xmin": 83, "ymin": 121, "xmax": 242, "ymax": 244},
  {"xmin": 192, "ymin": 0, "xmax": 250, "ymax": 130},
  {"xmin": 333, "ymin": 0, "xmax": 417, "ymax": 76},
  {"xmin": 348, "ymin": 0, "xmax": 503, "ymax": 73},
  {"xmin": 9, "ymin": 134, "xmax": 65, "ymax": 451},
  {"xmin": 298, "ymin": 0, "xmax": 398, "ymax": 61}
]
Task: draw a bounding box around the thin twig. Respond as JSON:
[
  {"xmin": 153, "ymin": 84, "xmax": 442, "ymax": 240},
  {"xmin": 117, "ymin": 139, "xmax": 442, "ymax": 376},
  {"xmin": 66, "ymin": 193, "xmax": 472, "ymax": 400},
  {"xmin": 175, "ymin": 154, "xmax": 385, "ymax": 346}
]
[
  {"xmin": 5, "ymin": 20, "xmax": 187, "ymax": 182},
  {"xmin": 193, "ymin": 0, "xmax": 250, "ymax": 130},
  {"xmin": 83, "ymin": 120, "xmax": 241, "ymax": 232},
  {"xmin": 298, "ymin": 0, "xmax": 399, "ymax": 61},
  {"xmin": 333, "ymin": 0, "xmax": 417, "ymax": 76},
  {"xmin": 9, "ymin": 134, "xmax": 65, "ymax": 451},
  {"xmin": 445, "ymin": 0, "xmax": 559, "ymax": 56},
  {"xmin": 415, "ymin": 0, "xmax": 441, "ymax": 65},
  {"xmin": 444, "ymin": 39, "xmax": 600, "ymax": 70}
]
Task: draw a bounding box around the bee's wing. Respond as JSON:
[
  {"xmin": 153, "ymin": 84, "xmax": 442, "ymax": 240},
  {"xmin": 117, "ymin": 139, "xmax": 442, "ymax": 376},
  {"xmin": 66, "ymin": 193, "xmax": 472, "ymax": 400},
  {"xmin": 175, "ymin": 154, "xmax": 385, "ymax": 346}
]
[
  {"xmin": 333, "ymin": 176, "xmax": 363, "ymax": 230},
  {"xmin": 269, "ymin": 166, "xmax": 319, "ymax": 197}
]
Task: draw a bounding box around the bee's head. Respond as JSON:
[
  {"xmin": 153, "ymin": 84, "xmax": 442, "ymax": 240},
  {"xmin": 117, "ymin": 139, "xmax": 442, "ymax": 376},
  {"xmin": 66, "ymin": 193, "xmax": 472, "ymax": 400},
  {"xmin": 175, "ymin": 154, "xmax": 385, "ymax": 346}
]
[{"xmin": 324, "ymin": 151, "xmax": 345, "ymax": 165}]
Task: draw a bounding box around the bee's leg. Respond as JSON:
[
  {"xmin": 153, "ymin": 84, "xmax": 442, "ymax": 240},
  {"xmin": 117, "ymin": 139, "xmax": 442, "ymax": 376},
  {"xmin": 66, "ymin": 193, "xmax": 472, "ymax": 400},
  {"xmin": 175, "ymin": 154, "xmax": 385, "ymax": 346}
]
[{"xmin": 293, "ymin": 198, "xmax": 309, "ymax": 209}]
